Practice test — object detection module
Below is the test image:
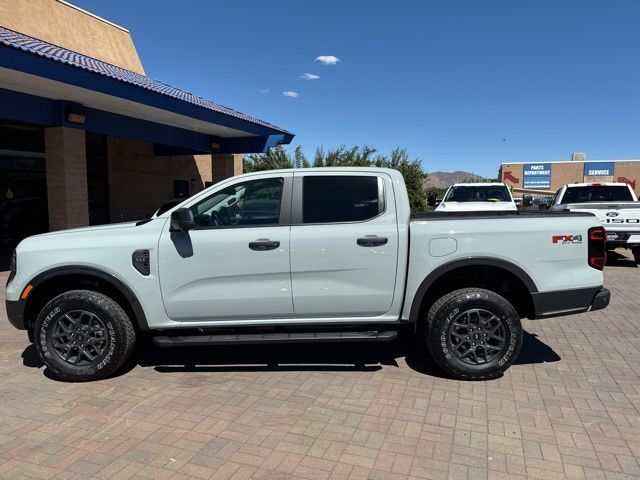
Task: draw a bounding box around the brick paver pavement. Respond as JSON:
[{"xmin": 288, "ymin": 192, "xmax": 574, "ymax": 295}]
[{"xmin": 1, "ymin": 251, "xmax": 640, "ymax": 479}]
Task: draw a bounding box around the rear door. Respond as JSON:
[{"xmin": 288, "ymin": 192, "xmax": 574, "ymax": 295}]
[{"xmin": 289, "ymin": 172, "xmax": 399, "ymax": 318}]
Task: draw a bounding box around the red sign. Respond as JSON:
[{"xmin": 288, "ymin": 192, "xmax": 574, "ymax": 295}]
[
  {"xmin": 502, "ymin": 171, "xmax": 520, "ymax": 184},
  {"xmin": 618, "ymin": 176, "xmax": 636, "ymax": 190}
]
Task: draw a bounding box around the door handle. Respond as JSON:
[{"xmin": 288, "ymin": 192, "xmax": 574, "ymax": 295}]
[
  {"xmin": 249, "ymin": 239, "xmax": 280, "ymax": 251},
  {"xmin": 357, "ymin": 236, "xmax": 388, "ymax": 247}
]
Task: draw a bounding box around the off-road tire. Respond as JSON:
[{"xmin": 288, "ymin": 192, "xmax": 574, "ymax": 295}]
[
  {"xmin": 425, "ymin": 288, "xmax": 522, "ymax": 380},
  {"xmin": 34, "ymin": 290, "xmax": 136, "ymax": 382},
  {"xmin": 632, "ymin": 247, "xmax": 640, "ymax": 265}
]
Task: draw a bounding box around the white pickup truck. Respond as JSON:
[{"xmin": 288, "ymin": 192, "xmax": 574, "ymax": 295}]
[
  {"xmin": 5, "ymin": 168, "xmax": 610, "ymax": 382},
  {"xmin": 550, "ymin": 182, "xmax": 640, "ymax": 263},
  {"xmin": 435, "ymin": 183, "xmax": 518, "ymax": 212}
]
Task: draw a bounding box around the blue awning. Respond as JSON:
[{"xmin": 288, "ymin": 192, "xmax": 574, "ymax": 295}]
[{"xmin": 0, "ymin": 27, "xmax": 294, "ymax": 154}]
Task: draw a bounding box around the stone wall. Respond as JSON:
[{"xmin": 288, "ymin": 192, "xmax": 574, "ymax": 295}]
[
  {"xmin": 500, "ymin": 161, "xmax": 640, "ymax": 195},
  {"xmin": 0, "ymin": 0, "xmax": 145, "ymax": 74},
  {"xmin": 44, "ymin": 126, "xmax": 89, "ymax": 230},
  {"xmin": 106, "ymin": 137, "xmax": 212, "ymax": 222}
]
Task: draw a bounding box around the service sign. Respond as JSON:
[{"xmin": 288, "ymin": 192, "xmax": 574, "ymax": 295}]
[
  {"xmin": 523, "ymin": 163, "xmax": 552, "ymax": 189},
  {"xmin": 583, "ymin": 162, "xmax": 615, "ymax": 177}
]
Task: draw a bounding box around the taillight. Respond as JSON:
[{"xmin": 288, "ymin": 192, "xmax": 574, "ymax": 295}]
[{"xmin": 588, "ymin": 226, "xmax": 606, "ymax": 270}]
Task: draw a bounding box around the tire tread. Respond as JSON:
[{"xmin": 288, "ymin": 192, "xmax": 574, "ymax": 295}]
[
  {"xmin": 424, "ymin": 288, "xmax": 522, "ymax": 380},
  {"xmin": 34, "ymin": 290, "xmax": 136, "ymax": 382}
]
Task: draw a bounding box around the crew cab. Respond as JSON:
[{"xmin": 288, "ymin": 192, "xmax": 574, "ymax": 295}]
[
  {"xmin": 550, "ymin": 182, "xmax": 640, "ymax": 263},
  {"xmin": 5, "ymin": 168, "xmax": 610, "ymax": 382},
  {"xmin": 435, "ymin": 183, "xmax": 518, "ymax": 212}
]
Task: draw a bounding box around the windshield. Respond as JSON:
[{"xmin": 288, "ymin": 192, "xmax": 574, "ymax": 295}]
[
  {"xmin": 562, "ymin": 186, "xmax": 634, "ymax": 203},
  {"xmin": 444, "ymin": 185, "xmax": 511, "ymax": 203}
]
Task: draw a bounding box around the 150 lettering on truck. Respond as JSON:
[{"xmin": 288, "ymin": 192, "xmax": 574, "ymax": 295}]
[{"xmin": 5, "ymin": 168, "xmax": 610, "ymax": 381}]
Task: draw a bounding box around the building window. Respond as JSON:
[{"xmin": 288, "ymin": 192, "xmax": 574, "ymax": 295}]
[{"xmin": 173, "ymin": 179, "xmax": 189, "ymax": 199}]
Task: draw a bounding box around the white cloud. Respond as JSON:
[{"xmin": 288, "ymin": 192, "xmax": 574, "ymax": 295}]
[
  {"xmin": 315, "ymin": 55, "xmax": 340, "ymax": 65},
  {"xmin": 283, "ymin": 91, "xmax": 299, "ymax": 98},
  {"xmin": 300, "ymin": 72, "xmax": 320, "ymax": 80},
  {"xmin": 259, "ymin": 88, "xmax": 270, "ymax": 94}
]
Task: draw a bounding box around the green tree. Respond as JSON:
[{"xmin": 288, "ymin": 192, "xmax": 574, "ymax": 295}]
[
  {"xmin": 243, "ymin": 145, "xmax": 293, "ymax": 172},
  {"xmin": 374, "ymin": 147, "xmax": 427, "ymax": 211},
  {"xmin": 243, "ymin": 144, "xmax": 428, "ymax": 211},
  {"xmin": 461, "ymin": 174, "xmax": 500, "ymax": 183},
  {"xmin": 293, "ymin": 145, "xmax": 311, "ymax": 169}
]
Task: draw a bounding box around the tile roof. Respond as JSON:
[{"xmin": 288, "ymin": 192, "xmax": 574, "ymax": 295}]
[{"xmin": 0, "ymin": 26, "xmax": 291, "ymax": 135}]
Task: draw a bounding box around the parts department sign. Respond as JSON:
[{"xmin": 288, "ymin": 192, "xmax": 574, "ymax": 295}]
[{"xmin": 523, "ymin": 163, "xmax": 552, "ymax": 189}]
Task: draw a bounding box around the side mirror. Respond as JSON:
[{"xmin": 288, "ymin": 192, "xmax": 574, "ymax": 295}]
[
  {"xmin": 427, "ymin": 195, "xmax": 436, "ymax": 207},
  {"xmin": 170, "ymin": 208, "xmax": 195, "ymax": 232},
  {"xmin": 522, "ymin": 194, "xmax": 533, "ymax": 207}
]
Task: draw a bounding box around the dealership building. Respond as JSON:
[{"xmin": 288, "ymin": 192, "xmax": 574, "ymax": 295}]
[
  {"xmin": 0, "ymin": 0, "xmax": 293, "ymax": 266},
  {"xmin": 499, "ymin": 153, "xmax": 640, "ymax": 196}
]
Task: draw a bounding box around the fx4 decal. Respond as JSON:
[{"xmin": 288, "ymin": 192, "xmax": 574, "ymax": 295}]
[{"xmin": 552, "ymin": 235, "xmax": 582, "ymax": 244}]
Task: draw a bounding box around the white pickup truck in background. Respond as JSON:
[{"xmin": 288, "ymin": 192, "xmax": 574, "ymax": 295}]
[
  {"xmin": 550, "ymin": 182, "xmax": 640, "ymax": 263},
  {"xmin": 434, "ymin": 183, "xmax": 518, "ymax": 212}
]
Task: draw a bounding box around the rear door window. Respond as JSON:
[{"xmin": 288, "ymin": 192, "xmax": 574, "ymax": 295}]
[{"xmin": 302, "ymin": 176, "xmax": 382, "ymax": 223}]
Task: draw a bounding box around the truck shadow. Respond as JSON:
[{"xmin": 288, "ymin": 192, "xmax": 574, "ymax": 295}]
[
  {"xmin": 136, "ymin": 330, "xmax": 560, "ymax": 380},
  {"xmin": 21, "ymin": 330, "xmax": 560, "ymax": 382},
  {"xmin": 606, "ymin": 250, "xmax": 637, "ymax": 268}
]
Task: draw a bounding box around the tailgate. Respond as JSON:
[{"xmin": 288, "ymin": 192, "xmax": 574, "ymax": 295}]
[{"xmin": 565, "ymin": 202, "xmax": 640, "ymax": 241}]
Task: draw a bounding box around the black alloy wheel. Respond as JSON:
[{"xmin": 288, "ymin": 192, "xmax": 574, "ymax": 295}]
[
  {"xmin": 51, "ymin": 310, "xmax": 109, "ymax": 366},
  {"xmin": 447, "ymin": 308, "xmax": 506, "ymax": 365}
]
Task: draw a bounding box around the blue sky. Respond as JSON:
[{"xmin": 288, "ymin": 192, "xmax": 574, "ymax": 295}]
[{"xmin": 73, "ymin": 0, "xmax": 640, "ymax": 177}]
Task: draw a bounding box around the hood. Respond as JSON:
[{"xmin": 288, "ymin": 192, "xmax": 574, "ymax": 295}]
[
  {"xmin": 29, "ymin": 221, "xmax": 141, "ymax": 238},
  {"xmin": 436, "ymin": 201, "xmax": 517, "ymax": 212}
]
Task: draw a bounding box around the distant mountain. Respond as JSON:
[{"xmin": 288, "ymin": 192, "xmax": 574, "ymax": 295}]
[{"xmin": 424, "ymin": 171, "xmax": 476, "ymax": 189}]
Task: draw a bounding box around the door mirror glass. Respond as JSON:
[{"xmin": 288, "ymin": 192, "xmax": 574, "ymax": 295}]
[{"xmin": 170, "ymin": 208, "xmax": 195, "ymax": 232}]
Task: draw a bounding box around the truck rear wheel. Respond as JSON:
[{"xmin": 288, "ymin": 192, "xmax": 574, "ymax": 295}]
[
  {"xmin": 34, "ymin": 290, "xmax": 136, "ymax": 382},
  {"xmin": 632, "ymin": 247, "xmax": 640, "ymax": 264},
  {"xmin": 425, "ymin": 288, "xmax": 522, "ymax": 380}
]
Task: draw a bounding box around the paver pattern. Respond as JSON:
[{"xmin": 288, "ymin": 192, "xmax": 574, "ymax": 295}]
[{"xmin": 1, "ymin": 251, "xmax": 640, "ymax": 479}]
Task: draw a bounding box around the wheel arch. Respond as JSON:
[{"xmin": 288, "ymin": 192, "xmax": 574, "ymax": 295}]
[
  {"xmin": 22, "ymin": 266, "xmax": 149, "ymax": 333},
  {"xmin": 409, "ymin": 257, "xmax": 538, "ymax": 326}
]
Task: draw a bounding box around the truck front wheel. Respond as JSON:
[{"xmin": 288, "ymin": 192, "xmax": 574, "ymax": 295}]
[
  {"xmin": 425, "ymin": 288, "xmax": 523, "ymax": 380},
  {"xmin": 34, "ymin": 290, "xmax": 136, "ymax": 382}
]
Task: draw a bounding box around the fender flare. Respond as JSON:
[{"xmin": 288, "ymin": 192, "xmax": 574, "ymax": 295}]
[
  {"xmin": 26, "ymin": 265, "xmax": 149, "ymax": 331},
  {"xmin": 409, "ymin": 257, "xmax": 538, "ymax": 322}
]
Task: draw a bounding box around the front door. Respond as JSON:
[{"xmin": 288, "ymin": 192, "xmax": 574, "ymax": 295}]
[
  {"xmin": 158, "ymin": 173, "xmax": 293, "ymax": 322},
  {"xmin": 290, "ymin": 172, "xmax": 399, "ymax": 318}
]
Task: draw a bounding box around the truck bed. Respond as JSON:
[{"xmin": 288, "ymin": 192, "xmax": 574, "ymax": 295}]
[{"xmin": 410, "ymin": 210, "xmax": 596, "ymax": 220}]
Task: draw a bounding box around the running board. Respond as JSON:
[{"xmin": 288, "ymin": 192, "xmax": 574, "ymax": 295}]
[{"xmin": 152, "ymin": 330, "xmax": 398, "ymax": 347}]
